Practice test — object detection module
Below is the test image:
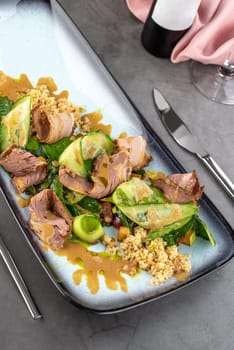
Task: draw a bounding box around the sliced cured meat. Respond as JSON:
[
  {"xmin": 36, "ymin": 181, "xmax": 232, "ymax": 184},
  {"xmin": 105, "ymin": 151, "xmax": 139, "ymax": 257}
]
[
  {"xmin": 0, "ymin": 145, "xmax": 47, "ymax": 192},
  {"xmin": 28, "ymin": 189, "xmax": 72, "ymax": 249},
  {"xmin": 115, "ymin": 136, "xmax": 152, "ymax": 170},
  {"xmin": 90, "ymin": 152, "xmax": 132, "ymax": 197},
  {"xmin": 32, "ymin": 105, "xmax": 74, "ymax": 144},
  {"xmin": 0, "ymin": 145, "xmax": 42, "ymax": 176},
  {"xmin": 12, "ymin": 166, "xmax": 48, "ymax": 193},
  {"xmin": 59, "ymin": 151, "xmax": 132, "ymax": 199},
  {"xmin": 59, "ymin": 167, "xmax": 93, "ymax": 194},
  {"xmin": 152, "ymin": 170, "xmax": 204, "ymax": 203}
]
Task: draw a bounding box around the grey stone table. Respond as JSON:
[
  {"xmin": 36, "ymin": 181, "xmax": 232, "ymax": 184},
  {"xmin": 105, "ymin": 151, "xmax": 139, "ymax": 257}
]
[{"xmin": 0, "ymin": 1, "xmax": 233, "ymax": 349}]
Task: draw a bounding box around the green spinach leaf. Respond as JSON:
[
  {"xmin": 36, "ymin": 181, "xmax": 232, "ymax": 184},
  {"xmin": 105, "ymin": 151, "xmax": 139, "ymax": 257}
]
[
  {"xmin": 66, "ymin": 204, "xmax": 84, "ymax": 217},
  {"xmin": 78, "ymin": 196, "xmax": 101, "ymax": 214},
  {"xmin": 0, "ymin": 96, "xmax": 13, "ymax": 118},
  {"xmin": 25, "ymin": 137, "xmax": 44, "ymax": 156},
  {"xmin": 50, "ymin": 175, "xmax": 64, "ymax": 202},
  {"xmin": 42, "ymin": 137, "xmax": 73, "ymax": 160},
  {"xmin": 194, "ymin": 216, "xmax": 216, "ymax": 246},
  {"xmin": 116, "ymin": 207, "xmax": 135, "ymax": 229},
  {"xmin": 147, "ymin": 216, "xmax": 195, "ymax": 246}
]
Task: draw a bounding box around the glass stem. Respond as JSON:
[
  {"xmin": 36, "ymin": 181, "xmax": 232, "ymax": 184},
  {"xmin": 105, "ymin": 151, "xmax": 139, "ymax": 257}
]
[{"xmin": 219, "ymin": 59, "xmax": 234, "ymax": 77}]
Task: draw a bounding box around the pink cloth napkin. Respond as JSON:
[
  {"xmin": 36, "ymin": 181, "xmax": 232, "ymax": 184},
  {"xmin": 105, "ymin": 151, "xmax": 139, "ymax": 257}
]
[{"xmin": 126, "ymin": 0, "xmax": 234, "ymax": 64}]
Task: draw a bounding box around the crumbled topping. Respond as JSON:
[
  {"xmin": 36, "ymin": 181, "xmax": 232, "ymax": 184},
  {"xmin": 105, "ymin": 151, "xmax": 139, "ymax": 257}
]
[
  {"xmin": 120, "ymin": 226, "xmax": 191, "ymax": 285},
  {"xmin": 26, "ymin": 84, "xmax": 81, "ymax": 124},
  {"xmin": 102, "ymin": 234, "xmax": 120, "ymax": 255}
]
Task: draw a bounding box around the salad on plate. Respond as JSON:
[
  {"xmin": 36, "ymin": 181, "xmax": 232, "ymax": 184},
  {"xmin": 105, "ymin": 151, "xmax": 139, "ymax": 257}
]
[{"xmin": 0, "ymin": 71, "xmax": 215, "ymax": 294}]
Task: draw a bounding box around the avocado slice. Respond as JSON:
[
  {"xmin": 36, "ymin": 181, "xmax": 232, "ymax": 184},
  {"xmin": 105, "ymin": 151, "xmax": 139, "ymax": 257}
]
[
  {"xmin": 81, "ymin": 130, "xmax": 114, "ymax": 160},
  {"xmin": 118, "ymin": 203, "xmax": 198, "ymax": 230},
  {"xmin": 0, "ymin": 95, "xmax": 31, "ymax": 152},
  {"xmin": 72, "ymin": 214, "xmax": 103, "ymax": 243}
]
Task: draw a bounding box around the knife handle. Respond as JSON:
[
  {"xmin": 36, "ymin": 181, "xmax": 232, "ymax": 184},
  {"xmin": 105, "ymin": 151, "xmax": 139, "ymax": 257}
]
[{"xmin": 200, "ymin": 154, "xmax": 234, "ymax": 200}]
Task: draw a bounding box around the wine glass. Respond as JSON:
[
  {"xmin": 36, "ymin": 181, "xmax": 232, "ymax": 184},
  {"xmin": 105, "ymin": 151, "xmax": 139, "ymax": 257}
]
[{"xmin": 190, "ymin": 49, "xmax": 234, "ymax": 105}]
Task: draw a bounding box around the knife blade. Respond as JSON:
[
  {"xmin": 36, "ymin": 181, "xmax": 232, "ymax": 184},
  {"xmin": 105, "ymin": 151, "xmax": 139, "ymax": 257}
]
[{"xmin": 153, "ymin": 88, "xmax": 234, "ymax": 200}]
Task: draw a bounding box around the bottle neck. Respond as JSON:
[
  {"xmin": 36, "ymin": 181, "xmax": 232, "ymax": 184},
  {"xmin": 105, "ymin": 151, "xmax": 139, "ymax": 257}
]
[{"xmin": 150, "ymin": 0, "xmax": 201, "ymax": 31}]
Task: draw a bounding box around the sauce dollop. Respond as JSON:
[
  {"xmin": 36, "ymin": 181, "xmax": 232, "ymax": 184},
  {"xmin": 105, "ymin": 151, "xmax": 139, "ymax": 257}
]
[
  {"xmin": 53, "ymin": 241, "xmax": 137, "ymax": 294},
  {"xmin": 0, "ymin": 71, "xmax": 68, "ymax": 101}
]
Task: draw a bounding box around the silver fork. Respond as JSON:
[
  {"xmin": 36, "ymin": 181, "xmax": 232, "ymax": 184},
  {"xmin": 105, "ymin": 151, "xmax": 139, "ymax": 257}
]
[{"xmin": 0, "ymin": 234, "xmax": 42, "ymax": 320}]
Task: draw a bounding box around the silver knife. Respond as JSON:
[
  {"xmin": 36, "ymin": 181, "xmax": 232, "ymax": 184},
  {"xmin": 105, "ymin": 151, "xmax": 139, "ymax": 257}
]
[{"xmin": 153, "ymin": 88, "xmax": 234, "ymax": 200}]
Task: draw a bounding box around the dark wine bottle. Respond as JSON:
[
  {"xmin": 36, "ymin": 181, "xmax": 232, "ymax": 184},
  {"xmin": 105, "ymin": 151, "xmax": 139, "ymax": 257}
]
[{"xmin": 141, "ymin": 0, "xmax": 201, "ymax": 58}]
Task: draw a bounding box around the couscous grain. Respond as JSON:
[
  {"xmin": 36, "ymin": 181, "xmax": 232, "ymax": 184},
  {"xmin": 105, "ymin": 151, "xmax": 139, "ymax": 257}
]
[{"xmin": 104, "ymin": 226, "xmax": 191, "ymax": 285}]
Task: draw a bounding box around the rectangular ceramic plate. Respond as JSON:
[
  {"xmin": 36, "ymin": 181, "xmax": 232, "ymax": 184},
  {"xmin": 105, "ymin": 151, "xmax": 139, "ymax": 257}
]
[{"xmin": 0, "ymin": 0, "xmax": 233, "ymax": 314}]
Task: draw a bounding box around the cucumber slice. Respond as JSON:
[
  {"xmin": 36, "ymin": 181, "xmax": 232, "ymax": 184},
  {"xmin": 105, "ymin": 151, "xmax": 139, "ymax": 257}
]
[
  {"xmin": 112, "ymin": 177, "xmax": 165, "ymax": 206},
  {"xmin": 81, "ymin": 130, "xmax": 114, "ymax": 160},
  {"xmin": 147, "ymin": 216, "xmax": 197, "ymax": 246},
  {"xmin": 0, "ymin": 95, "xmax": 31, "ymax": 152},
  {"xmin": 59, "ymin": 137, "xmax": 88, "ymax": 177},
  {"xmin": 59, "ymin": 130, "xmax": 114, "ymax": 177},
  {"xmin": 147, "ymin": 216, "xmax": 194, "ymax": 241},
  {"xmin": 118, "ymin": 203, "xmax": 198, "ymax": 230},
  {"xmin": 72, "ymin": 214, "xmax": 103, "ymax": 243}
]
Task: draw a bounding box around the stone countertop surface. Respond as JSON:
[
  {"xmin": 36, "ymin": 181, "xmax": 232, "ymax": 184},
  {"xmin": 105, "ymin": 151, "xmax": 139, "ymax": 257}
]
[{"xmin": 0, "ymin": 1, "xmax": 233, "ymax": 349}]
